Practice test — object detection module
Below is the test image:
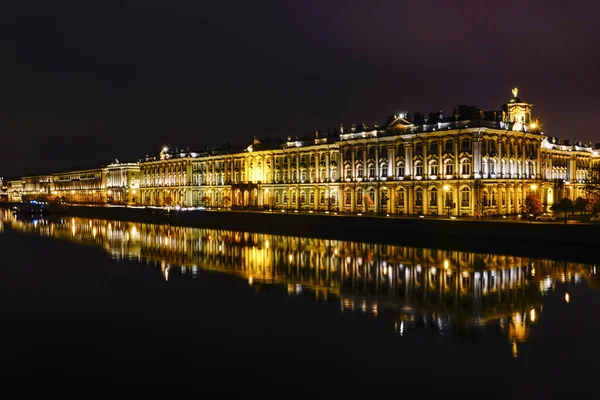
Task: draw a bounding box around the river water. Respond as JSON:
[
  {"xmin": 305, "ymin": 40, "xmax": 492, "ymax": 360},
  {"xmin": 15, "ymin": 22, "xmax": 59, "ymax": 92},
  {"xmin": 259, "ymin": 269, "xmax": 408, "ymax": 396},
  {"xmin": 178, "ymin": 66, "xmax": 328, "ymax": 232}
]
[{"xmin": 0, "ymin": 209, "xmax": 598, "ymax": 397}]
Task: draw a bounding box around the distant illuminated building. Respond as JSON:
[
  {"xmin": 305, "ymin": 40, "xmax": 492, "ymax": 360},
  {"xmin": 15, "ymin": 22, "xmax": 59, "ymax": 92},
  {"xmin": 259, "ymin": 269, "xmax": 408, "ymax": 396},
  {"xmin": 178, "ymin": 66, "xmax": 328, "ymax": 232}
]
[{"xmin": 13, "ymin": 162, "xmax": 140, "ymax": 205}]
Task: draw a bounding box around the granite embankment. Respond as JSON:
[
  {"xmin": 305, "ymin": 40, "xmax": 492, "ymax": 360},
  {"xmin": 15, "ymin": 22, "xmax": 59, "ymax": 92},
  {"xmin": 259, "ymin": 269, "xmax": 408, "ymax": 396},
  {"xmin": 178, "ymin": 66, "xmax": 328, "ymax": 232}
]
[{"xmin": 2, "ymin": 203, "xmax": 599, "ymax": 263}]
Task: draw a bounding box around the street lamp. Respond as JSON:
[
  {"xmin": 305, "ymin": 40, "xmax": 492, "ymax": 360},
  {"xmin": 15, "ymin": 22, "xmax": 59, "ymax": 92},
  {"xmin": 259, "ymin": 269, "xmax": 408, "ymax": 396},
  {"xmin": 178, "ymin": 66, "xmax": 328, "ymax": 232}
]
[{"xmin": 443, "ymin": 184, "xmax": 451, "ymax": 219}]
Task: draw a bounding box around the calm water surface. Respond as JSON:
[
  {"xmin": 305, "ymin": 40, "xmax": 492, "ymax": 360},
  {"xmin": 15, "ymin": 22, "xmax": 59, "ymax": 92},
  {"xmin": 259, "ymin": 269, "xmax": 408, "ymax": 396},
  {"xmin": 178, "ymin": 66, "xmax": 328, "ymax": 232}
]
[{"xmin": 0, "ymin": 209, "xmax": 599, "ymax": 397}]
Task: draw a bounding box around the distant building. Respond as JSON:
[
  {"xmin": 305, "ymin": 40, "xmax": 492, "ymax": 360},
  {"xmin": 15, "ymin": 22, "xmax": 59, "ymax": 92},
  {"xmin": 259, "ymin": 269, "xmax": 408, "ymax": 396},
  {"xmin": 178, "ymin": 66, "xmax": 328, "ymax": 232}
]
[{"xmin": 13, "ymin": 162, "xmax": 140, "ymax": 205}]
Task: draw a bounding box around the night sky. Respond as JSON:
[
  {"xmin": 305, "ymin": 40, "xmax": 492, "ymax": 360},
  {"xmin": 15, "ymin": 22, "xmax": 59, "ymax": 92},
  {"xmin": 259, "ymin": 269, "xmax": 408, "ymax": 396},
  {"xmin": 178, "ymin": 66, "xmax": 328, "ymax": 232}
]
[{"xmin": 1, "ymin": 0, "xmax": 598, "ymax": 177}]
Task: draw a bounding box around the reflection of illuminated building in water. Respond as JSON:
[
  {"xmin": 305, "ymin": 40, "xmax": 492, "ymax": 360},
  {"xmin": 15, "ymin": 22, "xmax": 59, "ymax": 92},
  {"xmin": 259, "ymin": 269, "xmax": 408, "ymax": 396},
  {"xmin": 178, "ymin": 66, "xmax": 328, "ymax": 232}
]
[{"xmin": 1, "ymin": 209, "xmax": 596, "ymax": 357}]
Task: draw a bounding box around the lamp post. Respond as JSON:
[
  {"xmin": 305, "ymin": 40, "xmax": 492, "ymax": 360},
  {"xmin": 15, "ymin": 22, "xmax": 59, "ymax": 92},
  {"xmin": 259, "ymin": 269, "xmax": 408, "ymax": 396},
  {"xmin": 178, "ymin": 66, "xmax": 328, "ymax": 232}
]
[{"xmin": 443, "ymin": 184, "xmax": 451, "ymax": 219}]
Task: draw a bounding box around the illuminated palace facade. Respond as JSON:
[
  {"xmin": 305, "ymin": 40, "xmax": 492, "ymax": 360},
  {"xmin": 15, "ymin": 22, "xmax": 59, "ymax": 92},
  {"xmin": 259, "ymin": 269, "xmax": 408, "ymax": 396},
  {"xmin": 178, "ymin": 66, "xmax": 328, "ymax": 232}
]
[
  {"xmin": 4, "ymin": 89, "xmax": 599, "ymax": 214},
  {"xmin": 139, "ymin": 89, "xmax": 600, "ymax": 216},
  {"xmin": 4, "ymin": 161, "xmax": 140, "ymax": 204}
]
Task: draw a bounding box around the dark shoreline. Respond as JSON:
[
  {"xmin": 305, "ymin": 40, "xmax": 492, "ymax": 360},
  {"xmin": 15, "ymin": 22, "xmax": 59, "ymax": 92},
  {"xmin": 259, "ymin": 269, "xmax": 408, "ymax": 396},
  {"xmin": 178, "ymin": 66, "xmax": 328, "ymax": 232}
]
[{"xmin": 2, "ymin": 202, "xmax": 599, "ymax": 264}]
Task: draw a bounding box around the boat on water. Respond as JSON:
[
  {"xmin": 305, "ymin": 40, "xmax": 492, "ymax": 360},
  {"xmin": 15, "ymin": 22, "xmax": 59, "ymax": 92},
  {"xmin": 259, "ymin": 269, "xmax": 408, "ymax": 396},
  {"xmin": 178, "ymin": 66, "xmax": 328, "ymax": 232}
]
[{"xmin": 12, "ymin": 200, "xmax": 70, "ymax": 215}]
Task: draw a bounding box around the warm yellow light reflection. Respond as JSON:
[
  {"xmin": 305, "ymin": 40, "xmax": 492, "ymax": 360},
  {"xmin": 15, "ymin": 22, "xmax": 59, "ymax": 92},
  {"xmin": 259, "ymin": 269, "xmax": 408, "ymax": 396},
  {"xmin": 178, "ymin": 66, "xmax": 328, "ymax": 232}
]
[
  {"xmin": 530, "ymin": 184, "xmax": 538, "ymax": 191},
  {"xmin": 565, "ymin": 293, "xmax": 570, "ymax": 303},
  {"xmin": 443, "ymin": 184, "xmax": 450, "ymax": 192},
  {"xmin": 444, "ymin": 259, "xmax": 449, "ymax": 269},
  {"xmin": 529, "ymin": 308, "xmax": 536, "ymax": 323},
  {"xmin": 265, "ymin": 240, "xmax": 269, "ymax": 249},
  {"xmin": 288, "ymin": 254, "xmax": 293, "ymax": 263}
]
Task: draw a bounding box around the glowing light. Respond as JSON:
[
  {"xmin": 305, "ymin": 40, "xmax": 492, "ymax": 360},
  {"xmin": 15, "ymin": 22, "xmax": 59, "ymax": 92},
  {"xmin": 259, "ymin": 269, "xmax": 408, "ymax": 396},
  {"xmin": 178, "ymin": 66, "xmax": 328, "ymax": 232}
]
[
  {"xmin": 444, "ymin": 259, "xmax": 449, "ymax": 269},
  {"xmin": 513, "ymin": 122, "xmax": 523, "ymax": 132},
  {"xmin": 443, "ymin": 184, "xmax": 450, "ymax": 191},
  {"xmin": 565, "ymin": 293, "xmax": 570, "ymax": 303},
  {"xmin": 530, "ymin": 122, "xmax": 537, "ymax": 129},
  {"xmin": 530, "ymin": 184, "xmax": 538, "ymax": 191},
  {"xmin": 530, "ymin": 308, "xmax": 536, "ymax": 323},
  {"xmin": 162, "ymin": 146, "xmax": 169, "ymax": 153},
  {"xmin": 248, "ymin": 276, "xmax": 253, "ymax": 285},
  {"xmin": 288, "ymin": 254, "xmax": 293, "ymax": 263},
  {"xmin": 265, "ymin": 240, "xmax": 269, "ymax": 249}
]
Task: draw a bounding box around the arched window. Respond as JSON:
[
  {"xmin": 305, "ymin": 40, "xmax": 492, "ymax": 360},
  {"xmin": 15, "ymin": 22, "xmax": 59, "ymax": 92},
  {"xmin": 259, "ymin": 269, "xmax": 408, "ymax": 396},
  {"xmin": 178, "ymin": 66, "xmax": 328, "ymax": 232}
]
[
  {"xmin": 430, "ymin": 141, "xmax": 438, "ymax": 154},
  {"xmin": 430, "ymin": 187, "xmax": 438, "ymax": 206},
  {"xmin": 331, "ymin": 170, "xmax": 337, "ymax": 181},
  {"xmin": 445, "ymin": 139, "xmax": 453, "ymax": 153},
  {"xmin": 276, "ymin": 191, "xmax": 280, "ymax": 203},
  {"xmin": 491, "ymin": 190, "xmax": 497, "ymax": 206},
  {"xmin": 397, "ymin": 162, "xmax": 405, "ymax": 178},
  {"xmin": 416, "ymin": 188, "xmax": 423, "ymax": 206},
  {"xmin": 368, "ymin": 188, "xmax": 375, "ymax": 206},
  {"xmin": 345, "ymin": 189, "xmax": 352, "ymax": 205},
  {"xmin": 309, "ymin": 191, "xmax": 315, "ymax": 204},
  {"xmin": 381, "ymin": 189, "xmax": 388, "ymax": 206},
  {"xmin": 461, "ymin": 159, "xmax": 471, "ymax": 175},
  {"xmin": 368, "ymin": 147, "xmax": 375, "ymax": 159},
  {"xmin": 300, "ymin": 191, "xmax": 306, "ymax": 204},
  {"xmin": 444, "ymin": 159, "xmax": 454, "ymax": 176},
  {"xmin": 397, "ymin": 188, "xmax": 405, "ymax": 207},
  {"xmin": 320, "ymin": 190, "xmax": 325, "ymax": 204},
  {"xmin": 291, "ymin": 191, "xmax": 296, "ymax": 204},
  {"xmin": 381, "ymin": 163, "xmax": 388, "ymax": 177},
  {"xmin": 356, "ymin": 188, "xmax": 363, "ymax": 205},
  {"xmin": 461, "ymin": 187, "xmax": 470, "ymax": 206},
  {"xmin": 345, "ymin": 165, "xmax": 352, "ymax": 179},
  {"xmin": 368, "ymin": 164, "xmax": 376, "ymax": 178},
  {"xmin": 357, "ymin": 165, "xmax": 364, "ymax": 179},
  {"xmin": 430, "ymin": 160, "xmax": 438, "ymax": 176},
  {"xmin": 415, "ymin": 161, "xmax": 423, "ymax": 177},
  {"xmin": 461, "ymin": 139, "xmax": 470, "ymax": 152},
  {"xmin": 282, "ymin": 190, "xmax": 288, "ymax": 204}
]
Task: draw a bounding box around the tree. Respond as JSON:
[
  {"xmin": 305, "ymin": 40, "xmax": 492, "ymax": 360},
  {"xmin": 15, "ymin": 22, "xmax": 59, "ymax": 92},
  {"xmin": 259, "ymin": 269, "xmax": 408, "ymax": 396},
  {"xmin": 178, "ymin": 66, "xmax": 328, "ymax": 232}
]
[
  {"xmin": 586, "ymin": 192, "xmax": 600, "ymax": 216},
  {"xmin": 221, "ymin": 196, "xmax": 231, "ymax": 208},
  {"xmin": 364, "ymin": 194, "xmax": 374, "ymax": 208},
  {"xmin": 551, "ymin": 197, "xmax": 573, "ymax": 224},
  {"xmin": 524, "ymin": 193, "xmax": 543, "ymax": 217},
  {"xmin": 574, "ymin": 196, "xmax": 588, "ymax": 215},
  {"xmin": 201, "ymin": 196, "xmax": 210, "ymax": 207},
  {"xmin": 585, "ymin": 162, "xmax": 600, "ymax": 215}
]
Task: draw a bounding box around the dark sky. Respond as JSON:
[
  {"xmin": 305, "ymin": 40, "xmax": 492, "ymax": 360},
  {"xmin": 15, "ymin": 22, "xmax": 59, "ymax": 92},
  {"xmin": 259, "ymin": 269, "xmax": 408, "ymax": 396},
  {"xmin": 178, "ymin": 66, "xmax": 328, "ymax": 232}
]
[{"xmin": 1, "ymin": 0, "xmax": 598, "ymax": 177}]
